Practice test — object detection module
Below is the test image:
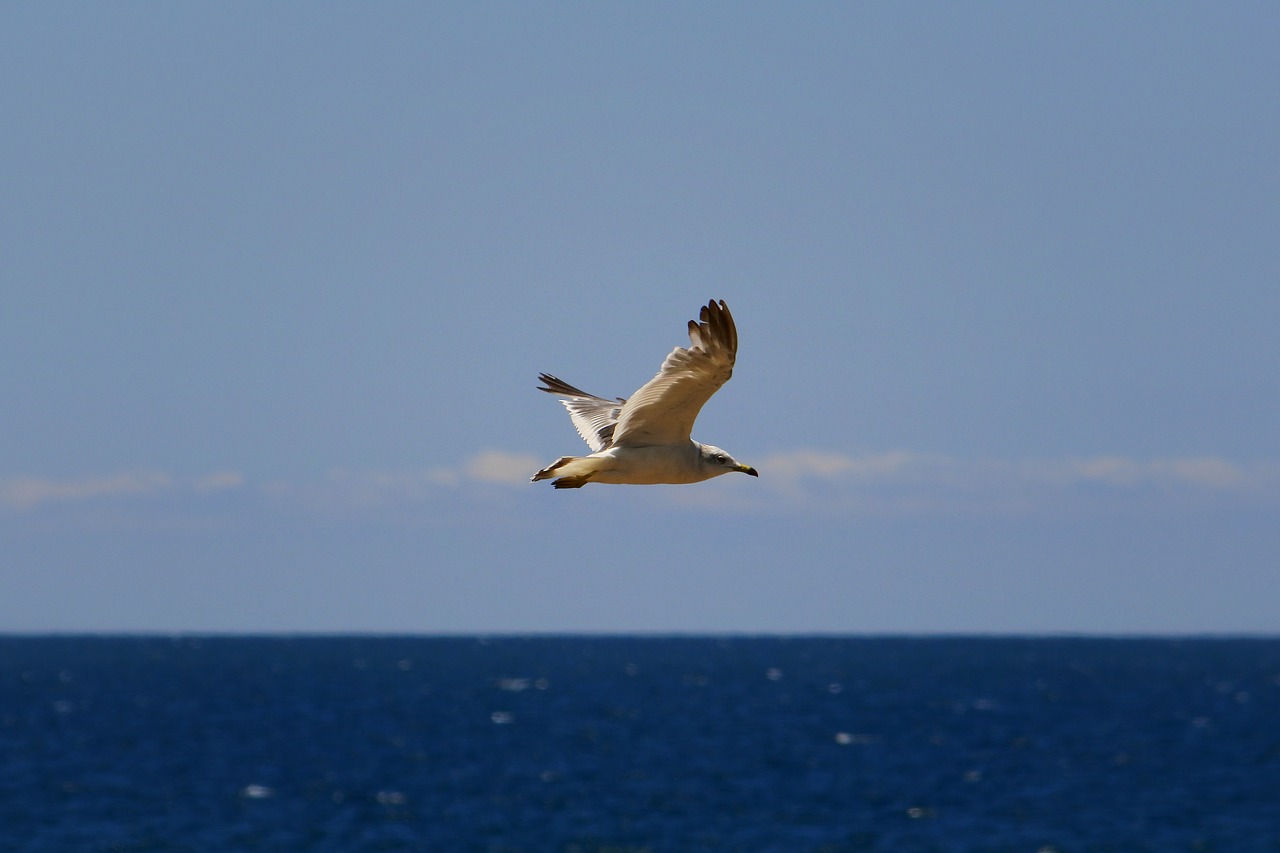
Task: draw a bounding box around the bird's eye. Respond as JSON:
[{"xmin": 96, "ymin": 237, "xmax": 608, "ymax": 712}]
[{"xmin": 713, "ymin": 454, "xmax": 726, "ymax": 464}]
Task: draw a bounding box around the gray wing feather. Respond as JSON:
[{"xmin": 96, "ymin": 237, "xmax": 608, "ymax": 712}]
[
  {"xmin": 536, "ymin": 373, "xmax": 625, "ymax": 452},
  {"xmin": 611, "ymin": 299, "xmax": 738, "ymax": 447}
]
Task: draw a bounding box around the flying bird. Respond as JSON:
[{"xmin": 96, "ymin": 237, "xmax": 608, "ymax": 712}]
[{"xmin": 532, "ymin": 299, "xmax": 759, "ymax": 489}]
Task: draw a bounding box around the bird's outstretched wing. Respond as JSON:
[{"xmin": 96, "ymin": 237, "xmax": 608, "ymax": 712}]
[
  {"xmin": 611, "ymin": 299, "xmax": 738, "ymax": 447},
  {"xmin": 536, "ymin": 373, "xmax": 625, "ymax": 452}
]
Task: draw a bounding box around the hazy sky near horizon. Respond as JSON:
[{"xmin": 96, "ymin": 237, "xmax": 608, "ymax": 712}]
[{"xmin": 4, "ymin": 3, "xmax": 1278, "ymax": 634}]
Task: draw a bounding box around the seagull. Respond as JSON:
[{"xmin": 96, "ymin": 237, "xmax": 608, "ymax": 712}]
[{"xmin": 532, "ymin": 299, "xmax": 759, "ymax": 489}]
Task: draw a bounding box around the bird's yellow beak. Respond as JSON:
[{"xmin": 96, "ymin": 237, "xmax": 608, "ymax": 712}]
[{"xmin": 737, "ymin": 465, "xmax": 759, "ymax": 477}]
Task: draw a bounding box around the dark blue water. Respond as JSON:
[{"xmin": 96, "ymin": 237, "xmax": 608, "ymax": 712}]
[{"xmin": 2, "ymin": 636, "xmax": 1277, "ymax": 852}]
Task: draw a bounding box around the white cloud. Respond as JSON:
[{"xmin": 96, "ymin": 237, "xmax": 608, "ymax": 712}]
[
  {"xmin": 258, "ymin": 452, "xmax": 540, "ymax": 514},
  {"xmin": 718, "ymin": 450, "xmax": 1280, "ymax": 516},
  {"xmin": 757, "ymin": 450, "xmax": 1272, "ymax": 493},
  {"xmin": 1149, "ymin": 457, "xmax": 1252, "ymax": 489},
  {"xmin": 2, "ymin": 470, "xmax": 255, "ymax": 511},
  {"xmin": 193, "ymin": 470, "xmax": 246, "ymax": 492},
  {"xmin": 1, "ymin": 471, "xmax": 172, "ymax": 510},
  {"xmin": 1064, "ymin": 455, "xmax": 1145, "ymax": 487},
  {"xmin": 758, "ymin": 449, "xmax": 923, "ymax": 481},
  {"xmin": 5, "ymin": 451, "xmax": 1272, "ymax": 519},
  {"xmin": 1028, "ymin": 455, "xmax": 1267, "ymax": 491},
  {"xmin": 466, "ymin": 450, "xmax": 541, "ymax": 485}
]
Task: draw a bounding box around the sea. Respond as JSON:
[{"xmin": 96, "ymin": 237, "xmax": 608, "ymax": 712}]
[{"xmin": 2, "ymin": 635, "xmax": 1277, "ymax": 852}]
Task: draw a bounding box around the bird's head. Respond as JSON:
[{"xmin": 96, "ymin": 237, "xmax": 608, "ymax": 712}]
[{"xmin": 699, "ymin": 444, "xmax": 759, "ymax": 479}]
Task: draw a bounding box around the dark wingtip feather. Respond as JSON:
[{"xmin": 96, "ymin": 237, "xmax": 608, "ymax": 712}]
[
  {"xmin": 694, "ymin": 298, "xmax": 736, "ymax": 356},
  {"xmin": 537, "ymin": 373, "xmax": 597, "ymax": 397}
]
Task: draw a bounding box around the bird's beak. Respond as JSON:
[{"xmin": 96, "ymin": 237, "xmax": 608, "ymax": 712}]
[{"xmin": 738, "ymin": 465, "xmax": 759, "ymax": 477}]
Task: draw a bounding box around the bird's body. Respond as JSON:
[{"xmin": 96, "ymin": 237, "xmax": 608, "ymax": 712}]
[
  {"xmin": 532, "ymin": 299, "xmax": 758, "ymax": 489},
  {"xmin": 535, "ymin": 444, "xmax": 704, "ymax": 488}
]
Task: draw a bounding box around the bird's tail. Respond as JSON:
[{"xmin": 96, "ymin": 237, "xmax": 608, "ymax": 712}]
[{"xmin": 531, "ymin": 456, "xmax": 596, "ymax": 489}]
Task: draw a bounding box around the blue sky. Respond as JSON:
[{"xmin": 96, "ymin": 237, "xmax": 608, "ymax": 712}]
[{"xmin": 4, "ymin": 4, "xmax": 1277, "ymax": 633}]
